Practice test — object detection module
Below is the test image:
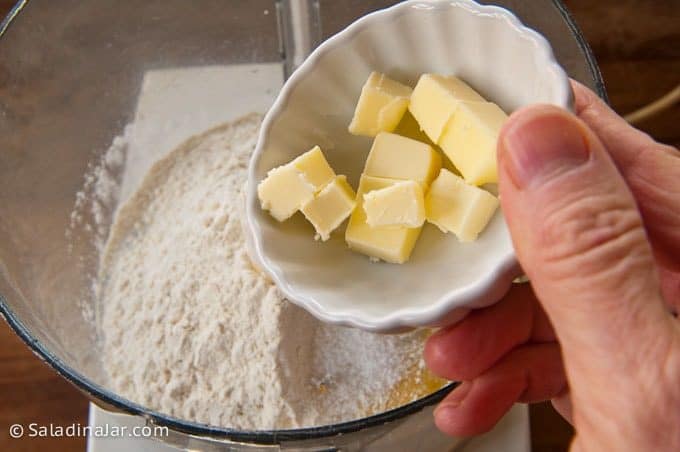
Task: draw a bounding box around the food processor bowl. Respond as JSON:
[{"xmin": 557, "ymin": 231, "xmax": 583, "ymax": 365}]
[{"xmin": 0, "ymin": 0, "xmax": 603, "ymax": 449}]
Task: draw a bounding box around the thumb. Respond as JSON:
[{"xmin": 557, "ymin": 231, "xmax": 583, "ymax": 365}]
[{"xmin": 497, "ymin": 105, "xmax": 674, "ymax": 375}]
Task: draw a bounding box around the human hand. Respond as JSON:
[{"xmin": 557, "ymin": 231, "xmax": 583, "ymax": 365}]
[{"xmin": 424, "ymin": 80, "xmax": 680, "ymax": 451}]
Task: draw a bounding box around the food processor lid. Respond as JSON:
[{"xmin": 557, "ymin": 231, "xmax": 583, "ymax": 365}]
[{"xmin": 0, "ymin": 0, "xmax": 605, "ymax": 445}]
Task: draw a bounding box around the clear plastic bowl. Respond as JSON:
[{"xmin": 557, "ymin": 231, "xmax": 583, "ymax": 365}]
[{"xmin": 0, "ymin": 0, "xmax": 603, "ymax": 449}]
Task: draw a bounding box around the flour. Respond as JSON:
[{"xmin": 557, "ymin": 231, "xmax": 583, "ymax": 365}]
[
  {"xmin": 97, "ymin": 114, "xmax": 431, "ymax": 429},
  {"xmin": 70, "ymin": 125, "xmax": 131, "ymax": 253}
]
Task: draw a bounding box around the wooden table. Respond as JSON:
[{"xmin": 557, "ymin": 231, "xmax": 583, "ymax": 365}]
[{"xmin": 0, "ymin": 1, "xmax": 678, "ymax": 451}]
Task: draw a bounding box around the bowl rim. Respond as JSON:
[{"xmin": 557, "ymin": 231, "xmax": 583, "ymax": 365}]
[
  {"xmin": 0, "ymin": 0, "xmax": 605, "ymax": 445},
  {"xmin": 246, "ymin": 0, "xmax": 573, "ymax": 332}
]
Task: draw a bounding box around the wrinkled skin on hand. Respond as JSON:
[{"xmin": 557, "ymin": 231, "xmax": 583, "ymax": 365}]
[{"xmin": 425, "ymin": 81, "xmax": 680, "ymax": 451}]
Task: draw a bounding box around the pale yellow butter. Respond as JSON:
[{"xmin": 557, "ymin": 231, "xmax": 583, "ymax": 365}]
[
  {"xmin": 291, "ymin": 145, "xmax": 336, "ymax": 191},
  {"xmin": 425, "ymin": 169, "xmax": 499, "ymax": 242},
  {"xmin": 394, "ymin": 110, "xmax": 436, "ymax": 146},
  {"xmin": 363, "ymin": 180, "xmax": 425, "ymax": 228},
  {"xmin": 408, "ymin": 74, "xmax": 485, "ymax": 143},
  {"xmin": 348, "ymin": 72, "xmax": 413, "ymax": 137},
  {"xmin": 258, "ymin": 165, "xmax": 317, "ymax": 222},
  {"xmin": 363, "ymin": 132, "xmax": 442, "ymax": 187},
  {"xmin": 301, "ymin": 175, "xmax": 356, "ymax": 241},
  {"xmin": 439, "ymin": 101, "xmax": 508, "ymax": 186},
  {"xmin": 258, "ymin": 146, "xmax": 336, "ymax": 221},
  {"xmin": 345, "ymin": 175, "xmax": 423, "ymax": 264},
  {"xmin": 395, "ymin": 111, "xmax": 461, "ymax": 176}
]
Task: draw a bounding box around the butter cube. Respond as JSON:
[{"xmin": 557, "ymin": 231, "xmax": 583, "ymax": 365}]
[
  {"xmin": 395, "ymin": 111, "xmax": 461, "ymax": 176},
  {"xmin": 363, "ymin": 132, "xmax": 442, "ymax": 187},
  {"xmin": 345, "ymin": 175, "xmax": 423, "ymax": 264},
  {"xmin": 258, "ymin": 146, "xmax": 336, "ymax": 221},
  {"xmin": 348, "ymin": 72, "xmax": 413, "ymax": 137},
  {"xmin": 301, "ymin": 175, "xmax": 356, "ymax": 241},
  {"xmin": 258, "ymin": 165, "xmax": 316, "ymax": 221},
  {"xmin": 363, "ymin": 180, "xmax": 425, "ymax": 228},
  {"xmin": 425, "ymin": 169, "xmax": 499, "ymax": 242},
  {"xmin": 291, "ymin": 145, "xmax": 336, "ymax": 191},
  {"xmin": 439, "ymin": 102, "xmax": 508, "ymax": 186},
  {"xmin": 394, "ymin": 111, "xmax": 436, "ymax": 146},
  {"xmin": 409, "ymin": 74, "xmax": 485, "ymax": 143}
]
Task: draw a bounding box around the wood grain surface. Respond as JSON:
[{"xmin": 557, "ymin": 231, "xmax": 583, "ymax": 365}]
[{"xmin": 0, "ymin": 1, "xmax": 678, "ymax": 451}]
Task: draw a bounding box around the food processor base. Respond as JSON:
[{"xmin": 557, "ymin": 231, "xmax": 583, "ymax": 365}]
[{"xmin": 86, "ymin": 403, "xmax": 530, "ymax": 451}]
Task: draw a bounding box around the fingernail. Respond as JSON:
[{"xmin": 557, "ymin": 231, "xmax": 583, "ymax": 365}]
[
  {"xmin": 500, "ymin": 108, "xmax": 590, "ymax": 189},
  {"xmin": 435, "ymin": 381, "xmax": 472, "ymax": 417}
]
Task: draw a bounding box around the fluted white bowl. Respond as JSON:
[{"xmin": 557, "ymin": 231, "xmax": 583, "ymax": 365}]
[{"xmin": 246, "ymin": 0, "xmax": 572, "ymax": 332}]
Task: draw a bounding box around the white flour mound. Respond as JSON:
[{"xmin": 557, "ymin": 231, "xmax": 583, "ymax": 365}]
[{"xmin": 98, "ymin": 114, "xmax": 426, "ymax": 429}]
